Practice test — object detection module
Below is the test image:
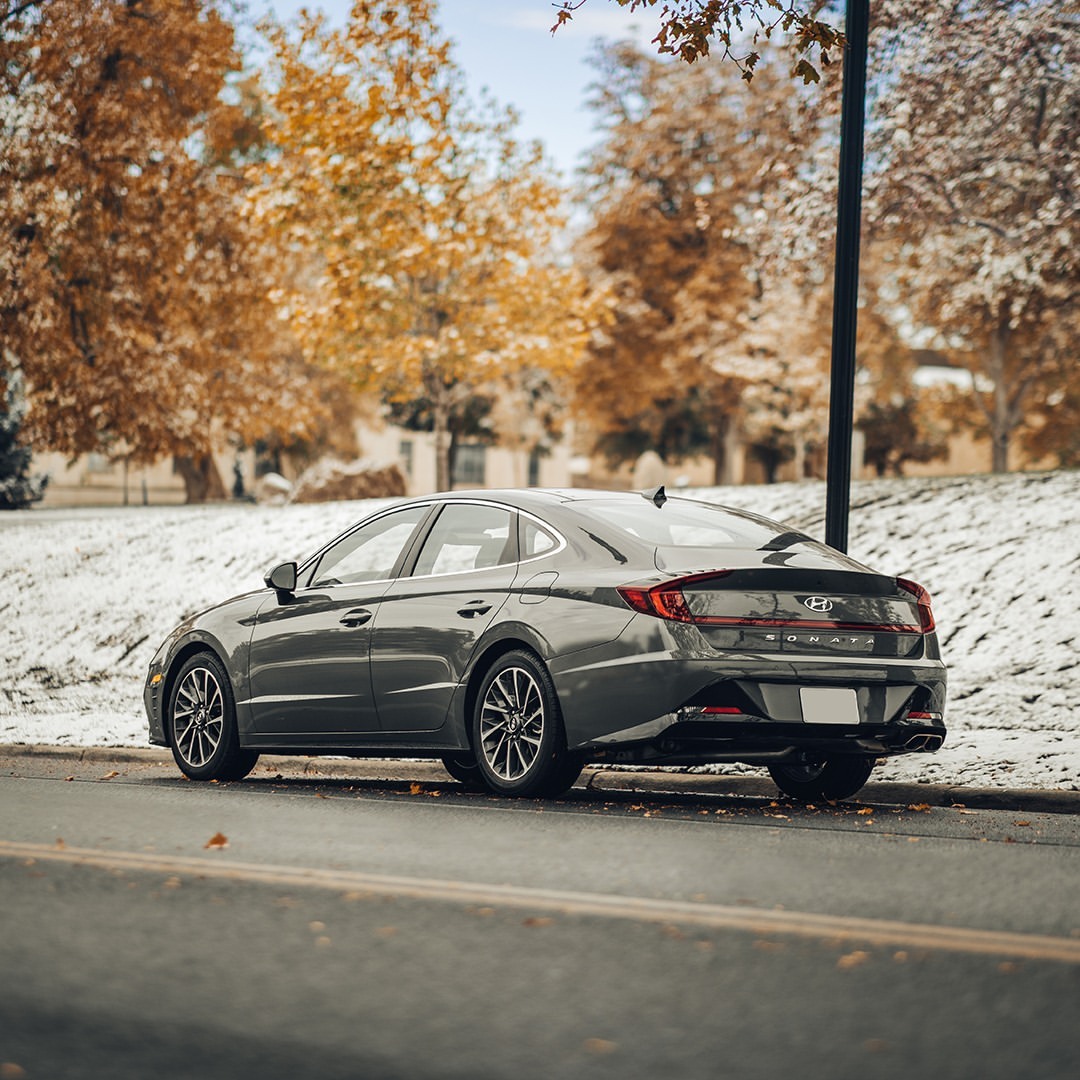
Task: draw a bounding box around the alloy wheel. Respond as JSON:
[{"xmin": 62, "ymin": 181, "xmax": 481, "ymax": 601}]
[
  {"xmin": 479, "ymin": 666, "xmax": 545, "ymax": 782},
  {"xmin": 172, "ymin": 666, "xmax": 224, "ymax": 769}
]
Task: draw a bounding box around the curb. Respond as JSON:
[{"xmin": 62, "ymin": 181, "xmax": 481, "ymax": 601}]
[{"xmin": 3, "ymin": 743, "xmax": 1078, "ymax": 816}]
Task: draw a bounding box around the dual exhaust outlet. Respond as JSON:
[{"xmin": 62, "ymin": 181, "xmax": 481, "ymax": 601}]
[{"xmin": 905, "ymin": 733, "xmax": 944, "ymax": 752}]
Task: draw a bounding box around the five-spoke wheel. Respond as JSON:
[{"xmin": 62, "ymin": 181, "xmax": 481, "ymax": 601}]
[{"xmin": 167, "ymin": 652, "xmax": 258, "ymax": 782}]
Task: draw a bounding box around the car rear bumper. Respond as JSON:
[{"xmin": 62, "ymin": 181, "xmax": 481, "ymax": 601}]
[{"xmin": 552, "ymin": 621, "xmax": 947, "ymax": 763}]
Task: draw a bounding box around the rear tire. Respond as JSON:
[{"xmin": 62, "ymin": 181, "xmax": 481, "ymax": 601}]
[
  {"xmin": 768, "ymin": 756, "xmax": 875, "ymax": 802},
  {"xmin": 471, "ymin": 650, "xmax": 567, "ymax": 798},
  {"xmin": 440, "ymin": 752, "xmax": 485, "ymax": 790},
  {"xmin": 167, "ymin": 652, "xmax": 258, "ymax": 782}
]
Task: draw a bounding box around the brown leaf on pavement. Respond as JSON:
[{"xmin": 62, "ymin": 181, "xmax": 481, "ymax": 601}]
[
  {"xmin": 203, "ymin": 832, "xmax": 228, "ymax": 850},
  {"xmin": 522, "ymin": 916, "xmax": 553, "ymax": 928},
  {"xmin": 856, "ymin": 807, "xmax": 874, "ymax": 816},
  {"xmin": 583, "ymin": 1038, "xmax": 617, "ymax": 1055},
  {"xmin": 837, "ymin": 950, "xmax": 871, "ymax": 970},
  {"xmin": 54, "ymin": 837, "xmax": 65, "ymax": 849},
  {"xmin": 409, "ymin": 782, "xmax": 423, "ymax": 795},
  {"xmin": 100, "ymin": 771, "xmax": 119, "ymax": 780},
  {"xmin": 906, "ymin": 803, "xmax": 931, "ymax": 812}
]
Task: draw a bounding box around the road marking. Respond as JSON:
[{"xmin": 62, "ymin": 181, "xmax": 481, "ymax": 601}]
[{"xmin": 3, "ymin": 839, "xmax": 1079, "ymax": 964}]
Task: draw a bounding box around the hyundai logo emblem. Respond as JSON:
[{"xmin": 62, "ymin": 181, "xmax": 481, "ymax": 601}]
[{"xmin": 803, "ymin": 595, "xmax": 834, "ymax": 613}]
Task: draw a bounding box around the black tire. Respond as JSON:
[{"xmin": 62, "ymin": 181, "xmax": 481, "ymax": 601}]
[
  {"xmin": 167, "ymin": 651, "xmax": 258, "ymax": 782},
  {"xmin": 440, "ymin": 752, "xmax": 486, "ymax": 790},
  {"xmin": 471, "ymin": 649, "xmax": 568, "ymax": 798},
  {"xmin": 536, "ymin": 751, "xmax": 586, "ymax": 798},
  {"xmin": 768, "ymin": 756, "xmax": 875, "ymax": 802}
]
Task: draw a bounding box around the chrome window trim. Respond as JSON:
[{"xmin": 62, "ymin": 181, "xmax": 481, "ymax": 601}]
[{"xmin": 293, "ymin": 497, "xmax": 568, "ymax": 589}]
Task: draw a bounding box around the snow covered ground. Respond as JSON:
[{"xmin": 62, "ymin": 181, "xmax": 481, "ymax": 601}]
[{"xmin": 1, "ymin": 470, "xmax": 1077, "ymax": 790}]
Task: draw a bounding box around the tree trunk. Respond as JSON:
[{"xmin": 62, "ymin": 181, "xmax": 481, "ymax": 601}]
[
  {"xmin": 173, "ymin": 454, "xmax": 226, "ymax": 503},
  {"xmin": 988, "ymin": 321, "xmax": 1011, "ymax": 474},
  {"xmin": 710, "ymin": 415, "xmax": 729, "ymax": 486},
  {"xmin": 432, "ymin": 393, "xmax": 451, "ymax": 492}
]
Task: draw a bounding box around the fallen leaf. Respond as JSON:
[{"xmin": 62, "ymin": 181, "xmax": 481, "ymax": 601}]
[
  {"xmin": 54, "ymin": 837, "xmax": 65, "ymax": 849},
  {"xmin": 64, "ymin": 775, "xmax": 75, "ymax": 782},
  {"xmin": 100, "ymin": 770, "xmax": 119, "ymax": 780},
  {"xmin": 893, "ymin": 951, "xmax": 908, "ymax": 963},
  {"xmin": 376, "ymin": 926, "xmax": 398, "ymax": 937},
  {"xmin": 856, "ymin": 807, "xmax": 874, "ymax": 816},
  {"xmin": 163, "ymin": 876, "xmax": 182, "ymax": 889},
  {"xmin": 1, "ymin": 1063, "xmax": 28, "ymax": 1079},
  {"xmin": 753, "ymin": 940, "xmax": 785, "ymax": 952},
  {"xmin": 409, "ymin": 782, "xmax": 423, "ymax": 796},
  {"xmin": 907, "ymin": 803, "xmax": 931, "ymax": 812},
  {"xmin": 953, "ymin": 808, "xmax": 976, "ymax": 816},
  {"xmin": 309, "ymin": 921, "xmax": 326, "ymax": 933},
  {"xmin": 522, "ymin": 916, "xmax": 553, "ymax": 928},
  {"xmin": 837, "ymin": 950, "xmax": 870, "ymax": 970},
  {"xmin": 583, "ymin": 1038, "xmax": 616, "ymax": 1055},
  {"xmin": 203, "ymin": 832, "xmax": 228, "ymax": 850},
  {"xmin": 314, "ymin": 936, "xmax": 332, "ymax": 948},
  {"xmin": 998, "ymin": 961, "xmax": 1018, "ymax": 974},
  {"xmin": 1014, "ymin": 820, "xmax": 1031, "ymax": 827}
]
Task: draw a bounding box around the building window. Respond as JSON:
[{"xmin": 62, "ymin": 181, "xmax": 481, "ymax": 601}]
[
  {"xmin": 398, "ymin": 439, "xmax": 414, "ymax": 477},
  {"xmin": 451, "ymin": 443, "xmax": 486, "ymax": 487}
]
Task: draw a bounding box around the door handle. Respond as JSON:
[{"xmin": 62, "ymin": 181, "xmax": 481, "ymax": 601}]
[
  {"xmin": 339, "ymin": 608, "xmax": 372, "ymax": 627},
  {"xmin": 457, "ymin": 600, "xmax": 492, "ymax": 618}
]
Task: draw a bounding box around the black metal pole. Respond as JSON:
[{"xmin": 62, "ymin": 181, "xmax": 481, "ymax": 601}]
[{"xmin": 824, "ymin": 0, "xmax": 870, "ymax": 552}]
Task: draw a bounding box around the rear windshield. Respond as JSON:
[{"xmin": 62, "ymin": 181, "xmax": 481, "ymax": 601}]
[{"xmin": 588, "ymin": 499, "xmax": 805, "ymax": 550}]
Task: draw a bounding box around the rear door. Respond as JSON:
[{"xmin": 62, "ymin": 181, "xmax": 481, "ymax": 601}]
[{"xmin": 369, "ymin": 501, "xmax": 518, "ymax": 733}]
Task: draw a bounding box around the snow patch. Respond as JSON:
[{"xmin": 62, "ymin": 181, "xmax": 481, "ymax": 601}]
[{"xmin": 2, "ymin": 473, "xmax": 1077, "ymax": 790}]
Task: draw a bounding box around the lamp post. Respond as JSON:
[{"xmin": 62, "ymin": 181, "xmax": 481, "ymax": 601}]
[{"xmin": 824, "ymin": 0, "xmax": 870, "ymax": 553}]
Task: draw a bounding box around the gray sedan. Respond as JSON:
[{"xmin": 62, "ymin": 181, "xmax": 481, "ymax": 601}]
[{"xmin": 144, "ymin": 487, "xmax": 947, "ymax": 802}]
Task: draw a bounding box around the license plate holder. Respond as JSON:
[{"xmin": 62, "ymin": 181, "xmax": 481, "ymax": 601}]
[{"xmin": 800, "ymin": 687, "xmax": 860, "ymax": 725}]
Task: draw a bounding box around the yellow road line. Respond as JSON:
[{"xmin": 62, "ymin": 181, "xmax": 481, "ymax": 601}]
[{"xmin": 3, "ymin": 839, "xmax": 1078, "ymax": 964}]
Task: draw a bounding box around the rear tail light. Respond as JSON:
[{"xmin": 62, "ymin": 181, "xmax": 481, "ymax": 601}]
[
  {"xmin": 896, "ymin": 577, "xmax": 936, "ymax": 632},
  {"xmin": 618, "ymin": 572, "xmax": 937, "ymax": 634},
  {"xmin": 617, "ymin": 571, "xmax": 731, "ymax": 623}
]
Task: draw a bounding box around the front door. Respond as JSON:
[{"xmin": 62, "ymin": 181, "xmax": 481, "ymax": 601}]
[{"xmin": 246, "ymin": 504, "xmax": 430, "ymax": 737}]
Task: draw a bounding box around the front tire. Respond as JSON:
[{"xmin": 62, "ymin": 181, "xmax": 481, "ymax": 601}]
[
  {"xmin": 471, "ymin": 650, "xmax": 568, "ymax": 798},
  {"xmin": 768, "ymin": 755, "xmax": 875, "ymax": 802},
  {"xmin": 167, "ymin": 652, "xmax": 258, "ymax": 782}
]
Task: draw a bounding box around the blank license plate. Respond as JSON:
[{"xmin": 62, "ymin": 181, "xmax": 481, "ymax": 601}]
[{"xmin": 800, "ymin": 687, "xmax": 860, "ymax": 725}]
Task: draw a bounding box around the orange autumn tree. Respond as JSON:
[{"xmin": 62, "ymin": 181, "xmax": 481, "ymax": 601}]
[
  {"xmin": 255, "ymin": 0, "xmax": 593, "ymax": 492},
  {"xmin": 0, "ymin": 0, "xmax": 319, "ymax": 501}
]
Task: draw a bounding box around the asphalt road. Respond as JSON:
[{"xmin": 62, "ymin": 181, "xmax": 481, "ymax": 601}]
[{"xmin": 2, "ymin": 752, "xmax": 1078, "ymax": 1080}]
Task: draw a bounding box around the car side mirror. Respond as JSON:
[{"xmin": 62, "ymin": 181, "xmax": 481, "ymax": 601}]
[{"xmin": 264, "ymin": 561, "xmax": 298, "ymax": 593}]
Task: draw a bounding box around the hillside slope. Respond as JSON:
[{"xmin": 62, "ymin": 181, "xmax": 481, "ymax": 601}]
[{"xmin": 2, "ymin": 471, "xmax": 1077, "ymax": 790}]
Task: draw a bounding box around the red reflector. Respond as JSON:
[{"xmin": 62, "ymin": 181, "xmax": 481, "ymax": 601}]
[
  {"xmin": 702, "ymin": 706, "xmax": 741, "ymax": 715},
  {"xmin": 907, "ymin": 711, "xmax": 940, "ymax": 720}
]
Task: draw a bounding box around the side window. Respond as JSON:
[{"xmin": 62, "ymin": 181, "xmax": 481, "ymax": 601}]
[
  {"xmin": 522, "ymin": 519, "xmax": 558, "ymax": 558},
  {"xmin": 309, "ymin": 505, "xmax": 428, "ymax": 587},
  {"xmin": 413, "ymin": 504, "xmax": 515, "ymax": 577}
]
